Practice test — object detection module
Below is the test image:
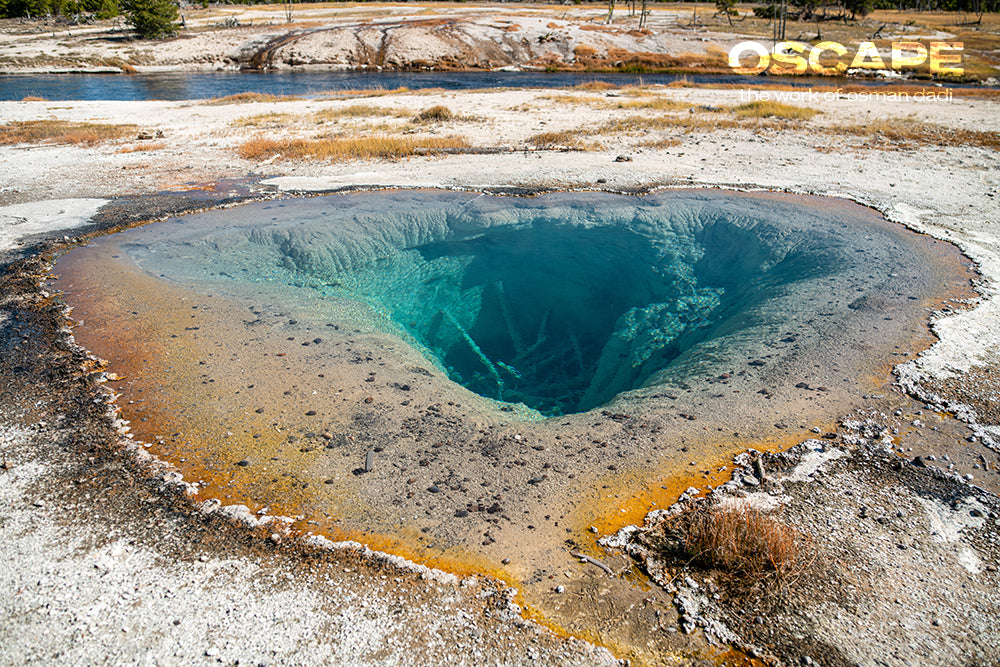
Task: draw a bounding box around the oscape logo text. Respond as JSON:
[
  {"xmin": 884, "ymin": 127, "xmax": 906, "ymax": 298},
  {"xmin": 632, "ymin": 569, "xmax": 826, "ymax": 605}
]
[{"xmin": 728, "ymin": 41, "xmax": 963, "ymax": 76}]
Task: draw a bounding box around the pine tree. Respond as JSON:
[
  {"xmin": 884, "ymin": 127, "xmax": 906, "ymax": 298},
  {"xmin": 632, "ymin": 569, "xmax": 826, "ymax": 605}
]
[{"xmin": 121, "ymin": 0, "xmax": 177, "ymax": 39}]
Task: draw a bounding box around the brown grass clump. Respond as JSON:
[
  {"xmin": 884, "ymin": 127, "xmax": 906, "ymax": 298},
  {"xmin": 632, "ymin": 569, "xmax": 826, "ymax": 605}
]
[
  {"xmin": 639, "ymin": 137, "xmax": 682, "ymax": 149},
  {"xmin": 20, "ymin": 95, "xmax": 46, "ymax": 102},
  {"xmin": 678, "ymin": 506, "xmax": 802, "ymax": 578},
  {"xmin": 202, "ymin": 92, "xmax": 299, "ymax": 105},
  {"xmin": 610, "ymin": 97, "xmax": 690, "ymax": 112},
  {"xmin": 730, "ymin": 100, "xmax": 820, "ymax": 120},
  {"xmin": 416, "ymin": 105, "xmax": 453, "ymax": 122},
  {"xmin": 0, "ymin": 120, "xmax": 138, "ymax": 146},
  {"xmin": 573, "ymin": 80, "xmax": 618, "ymax": 92},
  {"xmin": 832, "ymin": 118, "xmax": 1000, "ymax": 151},
  {"xmin": 596, "ymin": 114, "xmax": 743, "ymax": 135},
  {"xmin": 314, "ymin": 105, "xmax": 403, "ymax": 121},
  {"xmin": 233, "ymin": 112, "xmax": 296, "ymax": 128},
  {"xmin": 237, "ymin": 134, "xmax": 470, "ymax": 162},
  {"xmin": 317, "ymin": 86, "xmax": 411, "ymax": 99},
  {"xmin": 526, "ymin": 129, "xmax": 597, "ymax": 150},
  {"xmin": 117, "ymin": 142, "xmax": 167, "ymax": 153}
]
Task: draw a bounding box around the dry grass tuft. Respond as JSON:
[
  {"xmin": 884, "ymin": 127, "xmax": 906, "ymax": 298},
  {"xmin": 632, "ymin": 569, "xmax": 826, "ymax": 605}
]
[
  {"xmin": 730, "ymin": 101, "xmax": 820, "ymax": 120},
  {"xmin": 317, "ymin": 86, "xmax": 411, "ymax": 99},
  {"xmin": 639, "ymin": 136, "xmax": 682, "ymax": 149},
  {"xmin": 573, "ymin": 80, "xmax": 618, "ymax": 92},
  {"xmin": 0, "ymin": 120, "xmax": 138, "ymax": 146},
  {"xmin": 117, "ymin": 142, "xmax": 166, "ymax": 153},
  {"xmin": 233, "ymin": 112, "xmax": 296, "ymax": 128},
  {"xmin": 832, "ymin": 118, "xmax": 1000, "ymax": 151},
  {"xmin": 237, "ymin": 134, "xmax": 470, "ymax": 162},
  {"xmin": 20, "ymin": 95, "xmax": 46, "ymax": 102},
  {"xmin": 416, "ymin": 105, "xmax": 453, "ymax": 122},
  {"xmin": 313, "ymin": 104, "xmax": 404, "ymax": 121},
  {"xmin": 678, "ymin": 506, "xmax": 802, "ymax": 578},
  {"xmin": 596, "ymin": 114, "xmax": 743, "ymax": 135},
  {"xmin": 202, "ymin": 92, "xmax": 299, "ymax": 105},
  {"xmin": 610, "ymin": 97, "xmax": 690, "ymax": 112},
  {"xmin": 526, "ymin": 129, "xmax": 598, "ymax": 150}
]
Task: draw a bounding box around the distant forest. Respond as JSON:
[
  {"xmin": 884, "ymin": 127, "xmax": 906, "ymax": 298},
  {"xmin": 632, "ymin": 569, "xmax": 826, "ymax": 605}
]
[{"xmin": 1, "ymin": 0, "xmax": 997, "ymax": 23}]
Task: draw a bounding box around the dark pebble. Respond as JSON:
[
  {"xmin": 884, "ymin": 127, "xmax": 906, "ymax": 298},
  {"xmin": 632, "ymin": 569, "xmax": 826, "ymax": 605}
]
[
  {"xmin": 455, "ymin": 509, "xmax": 469, "ymax": 518},
  {"xmin": 428, "ymin": 485, "xmax": 441, "ymax": 494},
  {"xmin": 305, "ymin": 410, "xmax": 317, "ymax": 416},
  {"xmin": 236, "ymin": 459, "xmax": 250, "ymax": 467}
]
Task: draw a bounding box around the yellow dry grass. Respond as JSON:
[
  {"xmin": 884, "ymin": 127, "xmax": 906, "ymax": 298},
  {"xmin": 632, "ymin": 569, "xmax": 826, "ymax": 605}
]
[
  {"xmin": 233, "ymin": 112, "xmax": 297, "ymax": 128},
  {"xmin": 0, "ymin": 120, "xmax": 138, "ymax": 146},
  {"xmin": 731, "ymin": 100, "xmax": 820, "ymax": 120},
  {"xmin": 237, "ymin": 134, "xmax": 470, "ymax": 162},
  {"xmin": 832, "ymin": 118, "xmax": 1000, "ymax": 151},
  {"xmin": 526, "ymin": 129, "xmax": 599, "ymax": 150},
  {"xmin": 609, "ymin": 97, "xmax": 691, "ymax": 112},
  {"xmin": 201, "ymin": 92, "xmax": 300, "ymax": 105},
  {"xmin": 313, "ymin": 104, "xmax": 405, "ymax": 121},
  {"xmin": 639, "ymin": 137, "xmax": 682, "ymax": 149},
  {"xmin": 117, "ymin": 142, "xmax": 167, "ymax": 153},
  {"xmin": 596, "ymin": 113, "xmax": 744, "ymax": 135}
]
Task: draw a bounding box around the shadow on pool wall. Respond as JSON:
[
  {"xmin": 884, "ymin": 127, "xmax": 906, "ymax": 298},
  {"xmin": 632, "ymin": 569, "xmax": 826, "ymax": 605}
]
[{"xmin": 52, "ymin": 187, "xmax": 974, "ymax": 583}]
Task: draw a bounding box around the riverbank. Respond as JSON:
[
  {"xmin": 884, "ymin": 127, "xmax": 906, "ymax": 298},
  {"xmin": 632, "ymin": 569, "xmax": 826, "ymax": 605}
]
[
  {"xmin": 2, "ymin": 79, "xmax": 1000, "ymax": 665},
  {"xmin": 1, "ymin": 3, "xmax": 998, "ymax": 82}
]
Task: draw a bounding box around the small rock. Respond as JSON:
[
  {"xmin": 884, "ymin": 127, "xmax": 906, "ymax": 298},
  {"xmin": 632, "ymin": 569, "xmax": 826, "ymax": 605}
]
[
  {"xmin": 455, "ymin": 509, "xmax": 469, "ymax": 518},
  {"xmin": 236, "ymin": 459, "xmax": 250, "ymax": 467},
  {"xmin": 554, "ymin": 585, "xmax": 565, "ymax": 593},
  {"xmin": 427, "ymin": 485, "xmax": 441, "ymax": 494}
]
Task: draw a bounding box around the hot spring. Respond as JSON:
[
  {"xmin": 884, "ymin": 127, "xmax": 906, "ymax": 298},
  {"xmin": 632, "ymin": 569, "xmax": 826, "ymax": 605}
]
[{"xmin": 53, "ymin": 188, "xmax": 970, "ymax": 569}]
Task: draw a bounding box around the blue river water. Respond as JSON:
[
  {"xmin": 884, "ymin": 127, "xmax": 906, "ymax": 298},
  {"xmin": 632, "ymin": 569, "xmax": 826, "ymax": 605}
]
[{"xmin": 0, "ymin": 69, "xmax": 980, "ymax": 101}]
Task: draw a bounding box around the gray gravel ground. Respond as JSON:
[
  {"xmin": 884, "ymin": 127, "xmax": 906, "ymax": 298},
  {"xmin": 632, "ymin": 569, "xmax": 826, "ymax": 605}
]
[{"xmin": 0, "ymin": 423, "xmax": 618, "ymax": 667}]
